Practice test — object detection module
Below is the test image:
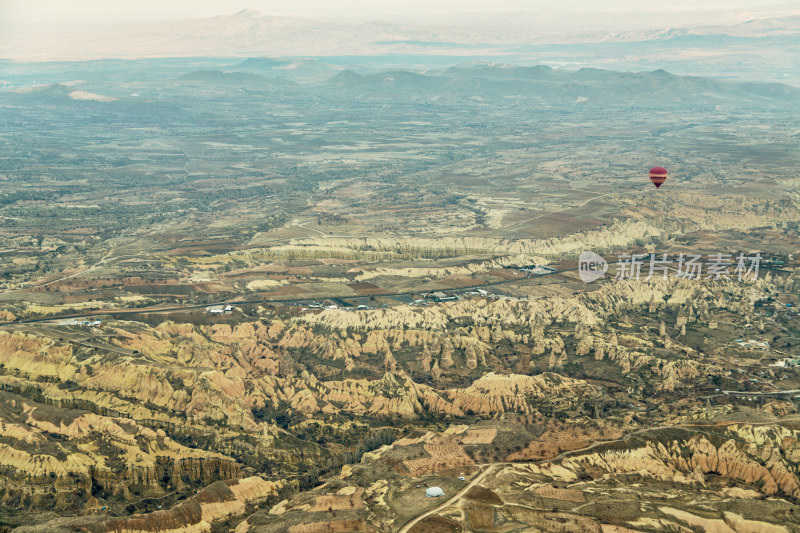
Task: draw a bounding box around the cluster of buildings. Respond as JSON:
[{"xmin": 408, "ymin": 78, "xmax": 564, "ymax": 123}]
[
  {"xmin": 769, "ymin": 358, "xmax": 800, "ymax": 368},
  {"xmin": 295, "ymin": 301, "xmax": 373, "ymax": 312},
  {"xmin": 66, "ymin": 319, "xmax": 102, "ymax": 327},
  {"xmin": 425, "ymin": 291, "xmax": 459, "ymax": 302},
  {"xmin": 205, "ymin": 305, "xmax": 234, "ymax": 314},
  {"xmin": 518, "ymin": 265, "xmax": 558, "ymax": 275},
  {"xmin": 735, "ymin": 339, "xmax": 770, "ymax": 350}
]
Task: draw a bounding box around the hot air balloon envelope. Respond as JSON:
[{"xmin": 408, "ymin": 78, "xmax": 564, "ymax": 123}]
[{"xmin": 649, "ymin": 166, "xmax": 668, "ymax": 188}]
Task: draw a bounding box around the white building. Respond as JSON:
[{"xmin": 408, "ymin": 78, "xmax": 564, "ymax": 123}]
[{"xmin": 425, "ymin": 486, "xmax": 444, "ymax": 498}]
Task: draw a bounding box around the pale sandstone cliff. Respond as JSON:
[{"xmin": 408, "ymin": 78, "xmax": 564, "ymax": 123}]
[
  {"xmin": 556, "ymin": 425, "xmax": 800, "ymax": 499},
  {"xmin": 14, "ymin": 476, "xmax": 279, "ymax": 533}
]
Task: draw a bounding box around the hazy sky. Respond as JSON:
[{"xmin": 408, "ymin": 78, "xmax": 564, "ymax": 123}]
[{"xmin": 3, "ymin": 0, "xmax": 795, "ymax": 28}]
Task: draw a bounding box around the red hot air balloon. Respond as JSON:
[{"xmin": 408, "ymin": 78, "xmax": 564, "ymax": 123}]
[{"xmin": 649, "ymin": 166, "xmax": 668, "ymax": 188}]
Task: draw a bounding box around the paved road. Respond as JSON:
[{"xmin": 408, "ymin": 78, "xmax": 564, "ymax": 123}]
[{"xmin": 721, "ymin": 389, "xmax": 800, "ymax": 397}]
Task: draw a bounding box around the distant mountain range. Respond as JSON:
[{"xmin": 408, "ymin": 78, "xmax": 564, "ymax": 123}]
[
  {"xmin": 280, "ymin": 65, "xmax": 800, "ymax": 109},
  {"xmin": 10, "ymin": 64, "xmax": 799, "ymax": 114}
]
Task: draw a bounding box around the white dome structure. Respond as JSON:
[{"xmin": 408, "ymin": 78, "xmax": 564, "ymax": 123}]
[{"xmin": 425, "ymin": 486, "xmax": 445, "ymax": 498}]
